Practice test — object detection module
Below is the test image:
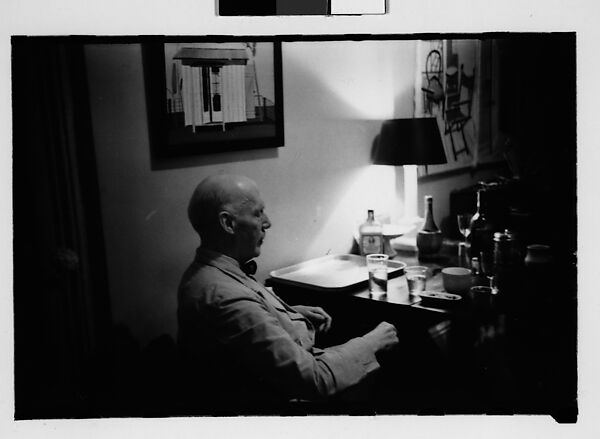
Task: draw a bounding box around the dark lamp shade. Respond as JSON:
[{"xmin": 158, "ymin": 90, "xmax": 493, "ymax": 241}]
[{"xmin": 372, "ymin": 118, "xmax": 447, "ymax": 166}]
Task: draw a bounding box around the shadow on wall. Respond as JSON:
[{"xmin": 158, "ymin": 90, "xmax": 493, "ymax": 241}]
[{"xmin": 150, "ymin": 138, "xmax": 280, "ymax": 171}]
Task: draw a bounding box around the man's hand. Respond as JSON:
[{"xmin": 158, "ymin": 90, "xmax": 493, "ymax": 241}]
[
  {"xmin": 364, "ymin": 322, "xmax": 399, "ymax": 352},
  {"xmin": 293, "ymin": 305, "xmax": 332, "ymax": 333}
]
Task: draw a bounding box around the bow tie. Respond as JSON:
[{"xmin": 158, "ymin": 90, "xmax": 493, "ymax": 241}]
[{"xmin": 241, "ymin": 260, "xmax": 257, "ymax": 277}]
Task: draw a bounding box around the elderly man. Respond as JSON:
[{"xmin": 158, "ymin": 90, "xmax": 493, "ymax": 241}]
[{"xmin": 177, "ymin": 174, "xmax": 399, "ymax": 406}]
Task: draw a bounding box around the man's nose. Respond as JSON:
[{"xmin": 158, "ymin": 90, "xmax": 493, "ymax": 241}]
[{"xmin": 263, "ymin": 213, "xmax": 272, "ymax": 229}]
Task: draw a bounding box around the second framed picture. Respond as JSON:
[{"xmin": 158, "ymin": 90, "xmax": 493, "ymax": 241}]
[{"xmin": 143, "ymin": 37, "xmax": 284, "ymax": 158}]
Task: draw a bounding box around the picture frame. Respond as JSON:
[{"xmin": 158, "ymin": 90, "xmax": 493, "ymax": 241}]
[
  {"xmin": 143, "ymin": 37, "xmax": 284, "ymax": 158},
  {"xmin": 414, "ymin": 38, "xmax": 503, "ymax": 179}
]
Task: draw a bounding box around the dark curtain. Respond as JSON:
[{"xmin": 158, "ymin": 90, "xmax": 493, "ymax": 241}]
[{"xmin": 13, "ymin": 38, "xmax": 112, "ymax": 419}]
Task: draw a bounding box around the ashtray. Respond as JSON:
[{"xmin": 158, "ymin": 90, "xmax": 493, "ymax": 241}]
[{"xmin": 418, "ymin": 290, "xmax": 462, "ymax": 306}]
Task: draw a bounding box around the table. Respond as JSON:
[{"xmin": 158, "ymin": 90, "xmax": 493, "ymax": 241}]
[
  {"xmin": 270, "ymin": 243, "xmax": 468, "ymax": 328},
  {"xmin": 268, "ymin": 243, "xmax": 577, "ymax": 421}
]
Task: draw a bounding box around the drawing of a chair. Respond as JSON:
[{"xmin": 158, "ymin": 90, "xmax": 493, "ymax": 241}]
[{"xmin": 444, "ymin": 64, "xmax": 475, "ymax": 161}]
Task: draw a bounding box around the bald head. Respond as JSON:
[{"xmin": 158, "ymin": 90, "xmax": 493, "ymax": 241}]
[
  {"xmin": 188, "ymin": 174, "xmax": 271, "ymax": 262},
  {"xmin": 188, "ymin": 174, "xmax": 258, "ymax": 237}
]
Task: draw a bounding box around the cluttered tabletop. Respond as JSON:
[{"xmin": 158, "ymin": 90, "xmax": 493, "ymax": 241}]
[{"xmin": 269, "ymin": 242, "xmax": 473, "ymax": 314}]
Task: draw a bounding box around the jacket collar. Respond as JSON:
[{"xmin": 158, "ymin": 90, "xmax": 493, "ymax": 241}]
[{"xmin": 195, "ymin": 247, "xmax": 246, "ymax": 275}]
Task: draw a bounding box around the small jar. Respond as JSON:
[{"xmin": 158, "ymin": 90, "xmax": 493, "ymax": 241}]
[{"xmin": 525, "ymin": 244, "xmax": 552, "ymax": 268}]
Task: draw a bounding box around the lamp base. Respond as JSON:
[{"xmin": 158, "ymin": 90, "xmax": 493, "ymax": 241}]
[
  {"xmin": 392, "ymin": 235, "xmax": 418, "ymax": 253},
  {"xmin": 390, "ymin": 216, "xmax": 423, "ymax": 253}
]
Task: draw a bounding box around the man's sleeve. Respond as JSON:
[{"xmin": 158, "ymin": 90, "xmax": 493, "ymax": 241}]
[{"xmin": 207, "ymin": 290, "xmax": 380, "ymax": 400}]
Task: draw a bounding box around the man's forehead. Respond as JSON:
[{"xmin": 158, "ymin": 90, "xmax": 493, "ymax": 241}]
[
  {"xmin": 238, "ymin": 192, "xmax": 264, "ymax": 208},
  {"xmin": 229, "ymin": 183, "xmax": 264, "ymax": 208}
]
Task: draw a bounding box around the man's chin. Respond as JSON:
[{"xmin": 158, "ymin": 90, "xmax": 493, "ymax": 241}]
[
  {"xmin": 247, "ymin": 240, "xmax": 264, "ymax": 260},
  {"xmin": 255, "ymin": 240, "xmax": 264, "ymax": 255}
]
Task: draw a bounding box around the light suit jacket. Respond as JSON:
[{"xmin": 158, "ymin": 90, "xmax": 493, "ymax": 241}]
[{"xmin": 177, "ymin": 248, "xmax": 380, "ymax": 402}]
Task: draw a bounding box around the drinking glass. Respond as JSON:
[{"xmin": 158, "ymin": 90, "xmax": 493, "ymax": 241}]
[
  {"xmin": 366, "ymin": 254, "xmax": 389, "ymax": 300},
  {"xmin": 457, "ymin": 213, "xmax": 473, "ymax": 242},
  {"xmin": 405, "ymin": 266, "xmax": 428, "ymax": 295},
  {"xmin": 458, "ymin": 242, "xmax": 470, "ymax": 269},
  {"xmin": 479, "ymin": 252, "xmax": 498, "ymax": 294}
]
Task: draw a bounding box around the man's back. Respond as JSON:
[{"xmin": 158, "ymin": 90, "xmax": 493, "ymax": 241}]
[{"xmin": 177, "ymin": 249, "xmax": 286, "ymax": 404}]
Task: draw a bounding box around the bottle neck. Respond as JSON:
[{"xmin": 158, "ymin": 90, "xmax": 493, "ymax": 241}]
[
  {"xmin": 422, "ymin": 197, "xmax": 439, "ymax": 232},
  {"xmin": 476, "ymin": 190, "xmax": 486, "ymax": 217}
]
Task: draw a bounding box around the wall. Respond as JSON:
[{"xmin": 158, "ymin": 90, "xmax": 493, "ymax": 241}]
[
  {"xmin": 417, "ymin": 167, "xmax": 501, "ymax": 235},
  {"xmin": 85, "ymin": 40, "xmax": 418, "ymax": 346}
]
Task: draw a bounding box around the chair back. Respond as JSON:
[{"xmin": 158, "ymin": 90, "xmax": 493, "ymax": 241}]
[{"xmin": 459, "ymin": 65, "xmax": 475, "ymax": 115}]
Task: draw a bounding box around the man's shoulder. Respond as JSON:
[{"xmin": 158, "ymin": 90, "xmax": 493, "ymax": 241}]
[{"xmin": 179, "ymin": 260, "xmax": 255, "ymax": 305}]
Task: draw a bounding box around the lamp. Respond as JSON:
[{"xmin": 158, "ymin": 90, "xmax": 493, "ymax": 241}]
[
  {"xmin": 372, "ymin": 117, "xmax": 447, "ymax": 251},
  {"xmin": 373, "ymin": 118, "xmax": 447, "ymax": 167}
]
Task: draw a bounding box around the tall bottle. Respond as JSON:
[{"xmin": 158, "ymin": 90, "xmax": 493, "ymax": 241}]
[
  {"xmin": 468, "ymin": 189, "xmax": 494, "ymax": 261},
  {"xmin": 359, "ymin": 210, "xmax": 383, "ymax": 256},
  {"xmin": 416, "ymin": 195, "xmax": 443, "ymax": 259}
]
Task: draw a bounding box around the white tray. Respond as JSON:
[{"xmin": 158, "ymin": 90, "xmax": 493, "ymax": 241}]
[{"xmin": 269, "ymin": 254, "xmax": 407, "ymax": 293}]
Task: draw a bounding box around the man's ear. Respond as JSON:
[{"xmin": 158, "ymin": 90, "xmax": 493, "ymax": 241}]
[{"xmin": 218, "ymin": 211, "xmax": 236, "ymax": 235}]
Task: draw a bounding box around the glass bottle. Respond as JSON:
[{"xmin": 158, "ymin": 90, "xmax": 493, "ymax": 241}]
[
  {"xmin": 468, "ymin": 189, "xmax": 494, "ymax": 262},
  {"xmin": 416, "ymin": 195, "xmax": 443, "ymax": 259},
  {"xmin": 492, "ymin": 230, "xmax": 519, "ymax": 295},
  {"xmin": 493, "ymin": 230, "xmax": 517, "ymax": 267},
  {"xmin": 359, "ymin": 210, "xmax": 383, "ymax": 256}
]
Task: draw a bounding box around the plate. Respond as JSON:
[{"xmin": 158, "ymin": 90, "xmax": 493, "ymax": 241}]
[{"xmin": 382, "ymin": 223, "xmax": 415, "ymax": 237}]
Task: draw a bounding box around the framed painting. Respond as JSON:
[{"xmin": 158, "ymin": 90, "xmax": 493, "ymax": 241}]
[
  {"xmin": 414, "ymin": 39, "xmax": 503, "ymax": 178},
  {"xmin": 143, "ymin": 37, "xmax": 284, "ymax": 158}
]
